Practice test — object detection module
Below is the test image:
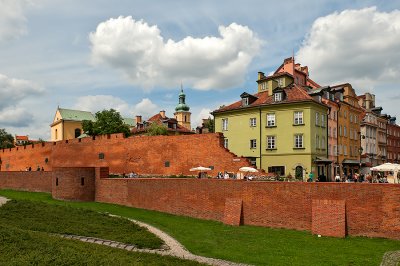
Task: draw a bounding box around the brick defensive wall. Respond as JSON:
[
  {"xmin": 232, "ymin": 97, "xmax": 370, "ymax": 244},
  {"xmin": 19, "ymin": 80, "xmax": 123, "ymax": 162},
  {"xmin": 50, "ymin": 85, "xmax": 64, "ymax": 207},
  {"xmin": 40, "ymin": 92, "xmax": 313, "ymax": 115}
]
[{"xmin": 0, "ymin": 133, "xmax": 251, "ymax": 175}]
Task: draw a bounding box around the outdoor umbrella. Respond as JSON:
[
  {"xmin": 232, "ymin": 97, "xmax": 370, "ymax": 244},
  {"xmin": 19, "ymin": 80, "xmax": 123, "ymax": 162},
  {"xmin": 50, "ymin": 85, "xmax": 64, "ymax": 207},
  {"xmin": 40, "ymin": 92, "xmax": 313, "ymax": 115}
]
[
  {"xmin": 190, "ymin": 166, "xmax": 212, "ymax": 171},
  {"xmin": 239, "ymin": 166, "xmax": 258, "ymax": 180},
  {"xmin": 370, "ymin": 163, "xmax": 400, "ymax": 184},
  {"xmin": 190, "ymin": 166, "xmax": 212, "ymax": 178},
  {"xmin": 239, "ymin": 166, "xmax": 258, "ymax": 173}
]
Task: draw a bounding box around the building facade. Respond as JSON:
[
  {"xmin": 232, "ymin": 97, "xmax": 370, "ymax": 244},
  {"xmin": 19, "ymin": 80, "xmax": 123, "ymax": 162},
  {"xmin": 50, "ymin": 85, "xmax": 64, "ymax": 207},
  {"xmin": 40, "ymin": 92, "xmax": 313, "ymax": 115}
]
[
  {"xmin": 387, "ymin": 117, "xmax": 400, "ymax": 163},
  {"xmin": 213, "ymin": 60, "xmax": 329, "ymax": 180}
]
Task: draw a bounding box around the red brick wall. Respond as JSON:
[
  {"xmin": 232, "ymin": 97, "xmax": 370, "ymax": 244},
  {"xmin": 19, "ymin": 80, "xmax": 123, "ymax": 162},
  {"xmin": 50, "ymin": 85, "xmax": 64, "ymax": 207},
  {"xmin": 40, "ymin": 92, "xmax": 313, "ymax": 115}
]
[
  {"xmin": 52, "ymin": 167, "xmax": 96, "ymax": 201},
  {"xmin": 312, "ymin": 199, "xmax": 346, "ymax": 237},
  {"xmin": 0, "ymin": 133, "xmax": 250, "ymax": 176},
  {"xmin": 0, "ymin": 143, "xmax": 52, "ymax": 171},
  {"xmin": 0, "ymin": 171, "xmax": 52, "ymax": 192},
  {"xmin": 95, "ymin": 179, "xmax": 400, "ymax": 240}
]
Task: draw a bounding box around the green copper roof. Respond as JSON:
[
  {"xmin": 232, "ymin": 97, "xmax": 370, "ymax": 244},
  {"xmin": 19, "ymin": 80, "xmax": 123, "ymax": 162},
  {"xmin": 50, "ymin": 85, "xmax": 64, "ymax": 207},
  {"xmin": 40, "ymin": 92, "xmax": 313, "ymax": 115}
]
[
  {"xmin": 175, "ymin": 88, "xmax": 190, "ymax": 112},
  {"xmin": 58, "ymin": 108, "xmax": 95, "ymax": 121}
]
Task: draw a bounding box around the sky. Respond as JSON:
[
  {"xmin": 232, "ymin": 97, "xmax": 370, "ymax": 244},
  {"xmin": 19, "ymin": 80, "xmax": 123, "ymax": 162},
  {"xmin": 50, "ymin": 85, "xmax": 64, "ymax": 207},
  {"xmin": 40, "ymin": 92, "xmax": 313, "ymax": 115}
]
[{"xmin": 1, "ymin": 0, "xmax": 400, "ymax": 140}]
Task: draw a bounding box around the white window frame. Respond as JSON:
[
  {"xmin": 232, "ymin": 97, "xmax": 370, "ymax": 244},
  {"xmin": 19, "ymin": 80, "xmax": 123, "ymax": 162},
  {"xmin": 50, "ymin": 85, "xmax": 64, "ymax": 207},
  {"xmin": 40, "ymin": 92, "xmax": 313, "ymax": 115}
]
[
  {"xmin": 224, "ymin": 138, "xmax": 228, "ymax": 149},
  {"xmin": 294, "ymin": 111, "xmax": 303, "ymax": 125},
  {"xmin": 250, "ymin": 139, "xmax": 257, "ymax": 149},
  {"xmin": 267, "ymin": 136, "xmax": 276, "ymax": 149},
  {"xmin": 315, "ymin": 112, "xmax": 319, "ymax": 126},
  {"xmin": 294, "ymin": 134, "xmax": 303, "ymax": 148},
  {"xmin": 242, "ymin": 97, "xmax": 249, "ymax": 106},
  {"xmin": 274, "ymin": 92, "xmax": 282, "ymax": 102},
  {"xmin": 250, "ymin": 117, "xmax": 257, "ymax": 127},
  {"xmin": 222, "ymin": 118, "xmax": 228, "ymax": 131},
  {"xmin": 267, "ymin": 113, "xmax": 276, "ymax": 127},
  {"xmin": 321, "ymin": 114, "xmax": 325, "ymax": 127}
]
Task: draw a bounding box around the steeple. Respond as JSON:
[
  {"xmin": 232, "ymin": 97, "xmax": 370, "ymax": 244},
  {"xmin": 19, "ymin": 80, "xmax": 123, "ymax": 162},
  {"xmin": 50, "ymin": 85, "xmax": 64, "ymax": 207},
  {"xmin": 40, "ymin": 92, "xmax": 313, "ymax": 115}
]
[
  {"xmin": 175, "ymin": 85, "xmax": 190, "ymax": 112},
  {"xmin": 174, "ymin": 85, "xmax": 191, "ymax": 130}
]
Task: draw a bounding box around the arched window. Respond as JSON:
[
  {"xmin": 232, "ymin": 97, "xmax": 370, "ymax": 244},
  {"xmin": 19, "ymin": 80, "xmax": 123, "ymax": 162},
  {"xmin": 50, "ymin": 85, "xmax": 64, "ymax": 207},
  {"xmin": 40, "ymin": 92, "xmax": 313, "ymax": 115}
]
[
  {"xmin": 184, "ymin": 115, "xmax": 187, "ymax": 122},
  {"xmin": 55, "ymin": 129, "xmax": 58, "ymax": 139},
  {"xmin": 75, "ymin": 128, "xmax": 81, "ymax": 138}
]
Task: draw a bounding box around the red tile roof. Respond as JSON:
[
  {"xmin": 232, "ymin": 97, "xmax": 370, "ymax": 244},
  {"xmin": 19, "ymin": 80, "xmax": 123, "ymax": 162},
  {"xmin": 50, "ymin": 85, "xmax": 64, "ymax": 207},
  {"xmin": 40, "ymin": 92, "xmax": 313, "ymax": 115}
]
[
  {"xmin": 15, "ymin": 135, "xmax": 29, "ymax": 141},
  {"xmin": 214, "ymin": 84, "xmax": 325, "ymax": 113}
]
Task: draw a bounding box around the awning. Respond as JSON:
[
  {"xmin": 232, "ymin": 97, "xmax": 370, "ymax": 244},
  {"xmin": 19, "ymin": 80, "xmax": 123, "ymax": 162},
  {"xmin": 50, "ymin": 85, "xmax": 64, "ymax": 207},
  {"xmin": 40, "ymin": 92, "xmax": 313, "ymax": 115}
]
[
  {"xmin": 342, "ymin": 159, "xmax": 360, "ymax": 165},
  {"xmin": 314, "ymin": 157, "xmax": 332, "ymax": 164}
]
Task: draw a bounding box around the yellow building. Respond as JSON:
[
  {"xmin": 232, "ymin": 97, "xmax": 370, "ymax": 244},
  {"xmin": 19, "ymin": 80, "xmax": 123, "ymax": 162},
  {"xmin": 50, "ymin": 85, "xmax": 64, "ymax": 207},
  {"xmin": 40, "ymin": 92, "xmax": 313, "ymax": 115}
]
[
  {"xmin": 50, "ymin": 107, "xmax": 135, "ymax": 141},
  {"xmin": 50, "ymin": 108, "xmax": 95, "ymax": 141},
  {"xmin": 213, "ymin": 67, "xmax": 329, "ymax": 180}
]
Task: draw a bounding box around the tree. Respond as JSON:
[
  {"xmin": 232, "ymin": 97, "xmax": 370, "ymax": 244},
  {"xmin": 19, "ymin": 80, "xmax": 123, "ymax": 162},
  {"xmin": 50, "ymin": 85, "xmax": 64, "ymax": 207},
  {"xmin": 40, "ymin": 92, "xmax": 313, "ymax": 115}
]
[
  {"xmin": 204, "ymin": 117, "xmax": 214, "ymax": 133},
  {"xmin": 146, "ymin": 122, "xmax": 168, "ymax": 136},
  {"xmin": 0, "ymin": 129, "xmax": 14, "ymax": 149},
  {"xmin": 82, "ymin": 109, "xmax": 131, "ymax": 137}
]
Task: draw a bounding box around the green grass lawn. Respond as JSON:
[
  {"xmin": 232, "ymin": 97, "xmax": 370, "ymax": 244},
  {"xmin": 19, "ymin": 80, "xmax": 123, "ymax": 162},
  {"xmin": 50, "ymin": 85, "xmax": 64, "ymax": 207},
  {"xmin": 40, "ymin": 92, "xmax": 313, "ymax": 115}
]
[
  {"xmin": 1, "ymin": 189, "xmax": 400, "ymax": 266},
  {"xmin": 0, "ymin": 224, "xmax": 201, "ymax": 265},
  {"xmin": 0, "ymin": 200, "xmax": 162, "ymax": 249}
]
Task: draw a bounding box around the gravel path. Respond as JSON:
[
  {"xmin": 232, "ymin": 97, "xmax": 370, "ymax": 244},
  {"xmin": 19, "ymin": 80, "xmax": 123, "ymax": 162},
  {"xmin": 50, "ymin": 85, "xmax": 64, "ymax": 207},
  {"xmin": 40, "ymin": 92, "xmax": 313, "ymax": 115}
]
[
  {"xmin": 0, "ymin": 196, "xmax": 248, "ymax": 266},
  {"xmin": 2, "ymin": 195, "xmax": 397, "ymax": 266}
]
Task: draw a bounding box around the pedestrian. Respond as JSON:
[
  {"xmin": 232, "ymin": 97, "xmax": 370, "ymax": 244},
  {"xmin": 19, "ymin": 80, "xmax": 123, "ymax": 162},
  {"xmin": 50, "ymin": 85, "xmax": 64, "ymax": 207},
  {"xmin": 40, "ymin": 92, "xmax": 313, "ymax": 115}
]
[{"xmin": 335, "ymin": 173, "xmax": 341, "ymax": 182}]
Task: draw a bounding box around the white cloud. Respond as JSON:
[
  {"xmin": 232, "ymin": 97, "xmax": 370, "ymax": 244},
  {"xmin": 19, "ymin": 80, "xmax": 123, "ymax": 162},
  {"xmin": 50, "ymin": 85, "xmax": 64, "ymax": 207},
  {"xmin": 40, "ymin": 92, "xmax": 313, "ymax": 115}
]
[
  {"xmin": 0, "ymin": 106, "xmax": 33, "ymax": 127},
  {"xmin": 73, "ymin": 95, "xmax": 159, "ymax": 120},
  {"xmin": 89, "ymin": 16, "xmax": 262, "ymax": 90},
  {"xmin": 297, "ymin": 7, "xmax": 400, "ymax": 90},
  {"xmin": 0, "ymin": 74, "xmax": 44, "ymax": 127},
  {"xmin": 132, "ymin": 98, "xmax": 159, "ymax": 119},
  {"xmin": 74, "ymin": 95, "xmax": 131, "ymax": 116},
  {"xmin": 193, "ymin": 108, "xmax": 212, "ymax": 128},
  {"xmin": 0, "ymin": 0, "xmax": 31, "ymax": 41}
]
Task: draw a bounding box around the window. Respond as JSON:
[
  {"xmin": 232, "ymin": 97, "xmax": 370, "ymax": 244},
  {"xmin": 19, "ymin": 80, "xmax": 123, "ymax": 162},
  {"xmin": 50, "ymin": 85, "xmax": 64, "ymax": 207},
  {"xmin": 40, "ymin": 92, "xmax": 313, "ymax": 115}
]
[
  {"xmin": 350, "ymin": 114, "xmax": 353, "ymax": 123},
  {"xmin": 328, "ymin": 144, "xmax": 331, "ymax": 155},
  {"xmin": 344, "ymin": 110, "xmax": 347, "ymax": 118},
  {"xmin": 355, "ymin": 115, "xmax": 358, "ymax": 123},
  {"xmin": 322, "ymin": 137, "xmax": 326, "ymax": 149},
  {"xmin": 333, "ymin": 127, "xmax": 337, "ymax": 138},
  {"xmin": 344, "ymin": 126, "xmax": 347, "ymax": 137},
  {"xmin": 339, "ymin": 126, "xmax": 342, "ymax": 136},
  {"xmin": 294, "ymin": 134, "xmax": 303, "ymax": 148},
  {"xmin": 333, "ymin": 111, "xmax": 336, "ymax": 121},
  {"xmin": 274, "ymin": 92, "xmax": 282, "ymax": 102},
  {"xmin": 277, "ymin": 78, "xmax": 283, "ymax": 87},
  {"xmin": 316, "ymin": 135, "xmax": 320, "ymax": 149},
  {"xmin": 294, "ymin": 111, "xmax": 303, "ymax": 125},
  {"xmin": 268, "ymin": 166, "xmax": 285, "ymax": 176},
  {"xmin": 333, "ymin": 145, "xmax": 338, "ymax": 155},
  {"xmin": 315, "ymin": 112, "xmax": 319, "ymax": 126},
  {"xmin": 260, "ymin": 82, "xmax": 267, "ymax": 91},
  {"xmin": 242, "ymin": 97, "xmax": 249, "ymax": 106},
  {"xmin": 75, "ymin": 128, "xmax": 81, "ymax": 138},
  {"xmin": 250, "ymin": 118, "xmax": 256, "ymax": 127},
  {"xmin": 328, "ymin": 127, "xmax": 331, "ymax": 137},
  {"xmin": 224, "ymin": 138, "xmax": 228, "ymax": 149},
  {"xmin": 267, "ymin": 113, "xmax": 275, "ymax": 127},
  {"xmin": 250, "ymin": 139, "xmax": 257, "ymax": 149},
  {"xmin": 267, "ymin": 136, "xmax": 276, "ymax": 149},
  {"xmin": 344, "ymin": 145, "xmax": 347, "ymax": 156},
  {"xmin": 55, "ymin": 129, "xmax": 58, "ymax": 139},
  {"xmin": 321, "ymin": 114, "xmax": 325, "ymax": 127},
  {"xmin": 222, "ymin": 118, "xmax": 228, "ymax": 131}
]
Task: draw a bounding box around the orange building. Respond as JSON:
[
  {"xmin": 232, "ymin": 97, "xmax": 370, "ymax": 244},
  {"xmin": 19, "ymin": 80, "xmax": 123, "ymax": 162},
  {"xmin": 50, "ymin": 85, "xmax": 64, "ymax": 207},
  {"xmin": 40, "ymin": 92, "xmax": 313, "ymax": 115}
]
[{"xmin": 331, "ymin": 83, "xmax": 363, "ymax": 177}]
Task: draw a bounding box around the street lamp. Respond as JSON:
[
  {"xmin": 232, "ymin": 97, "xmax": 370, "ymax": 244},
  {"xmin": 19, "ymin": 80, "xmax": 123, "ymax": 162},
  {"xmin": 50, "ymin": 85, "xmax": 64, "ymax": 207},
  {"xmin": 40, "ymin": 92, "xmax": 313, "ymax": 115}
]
[{"xmin": 358, "ymin": 146, "xmax": 364, "ymax": 173}]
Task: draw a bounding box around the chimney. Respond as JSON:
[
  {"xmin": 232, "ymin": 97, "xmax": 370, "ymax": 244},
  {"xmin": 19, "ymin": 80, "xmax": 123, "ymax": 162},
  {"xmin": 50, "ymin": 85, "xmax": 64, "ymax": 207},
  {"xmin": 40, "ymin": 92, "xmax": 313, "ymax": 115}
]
[
  {"xmin": 160, "ymin": 110, "xmax": 166, "ymax": 118},
  {"xmin": 257, "ymin": 71, "xmax": 265, "ymax": 80},
  {"xmin": 135, "ymin": 115, "xmax": 142, "ymax": 124}
]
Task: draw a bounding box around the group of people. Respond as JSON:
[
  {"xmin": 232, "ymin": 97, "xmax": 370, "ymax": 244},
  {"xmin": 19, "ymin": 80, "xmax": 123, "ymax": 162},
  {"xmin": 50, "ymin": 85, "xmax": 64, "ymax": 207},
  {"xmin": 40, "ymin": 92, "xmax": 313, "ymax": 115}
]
[
  {"xmin": 25, "ymin": 166, "xmax": 44, "ymax": 171},
  {"xmin": 216, "ymin": 171, "xmax": 234, "ymax": 179}
]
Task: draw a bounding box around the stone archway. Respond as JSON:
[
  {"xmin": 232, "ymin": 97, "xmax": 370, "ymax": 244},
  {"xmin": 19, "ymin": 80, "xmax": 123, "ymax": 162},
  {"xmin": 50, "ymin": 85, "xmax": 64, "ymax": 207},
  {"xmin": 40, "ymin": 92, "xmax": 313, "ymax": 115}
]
[{"xmin": 292, "ymin": 163, "xmax": 306, "ymax": 181}]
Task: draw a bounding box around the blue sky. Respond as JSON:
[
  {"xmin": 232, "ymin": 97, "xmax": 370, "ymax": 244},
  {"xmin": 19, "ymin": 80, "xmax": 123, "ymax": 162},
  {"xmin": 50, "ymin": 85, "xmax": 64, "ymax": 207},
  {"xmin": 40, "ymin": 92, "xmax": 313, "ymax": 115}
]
[{"xmin": 0, "ymin": 0, "xmax": 400, "ymax": 139}]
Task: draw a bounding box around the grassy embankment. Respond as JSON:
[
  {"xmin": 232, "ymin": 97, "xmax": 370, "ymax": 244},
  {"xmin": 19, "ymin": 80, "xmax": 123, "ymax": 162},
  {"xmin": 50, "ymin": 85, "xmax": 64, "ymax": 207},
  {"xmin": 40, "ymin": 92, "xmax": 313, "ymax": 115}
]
[{"xmin": 1, "ymin": 189, "xmax": 400, "ymax": 266}]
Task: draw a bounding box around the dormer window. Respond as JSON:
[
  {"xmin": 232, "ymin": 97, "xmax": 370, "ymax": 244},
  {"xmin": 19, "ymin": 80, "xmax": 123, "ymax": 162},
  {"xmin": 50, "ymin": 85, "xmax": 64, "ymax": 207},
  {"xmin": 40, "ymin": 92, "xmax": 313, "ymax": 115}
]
[
  {"xmin": 274, "ymin": 92, "xmax": 282, "ymax": 102},
  {"xmin": 242, "ymin": 97, "xmax": 249, "ymax": 106}
]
